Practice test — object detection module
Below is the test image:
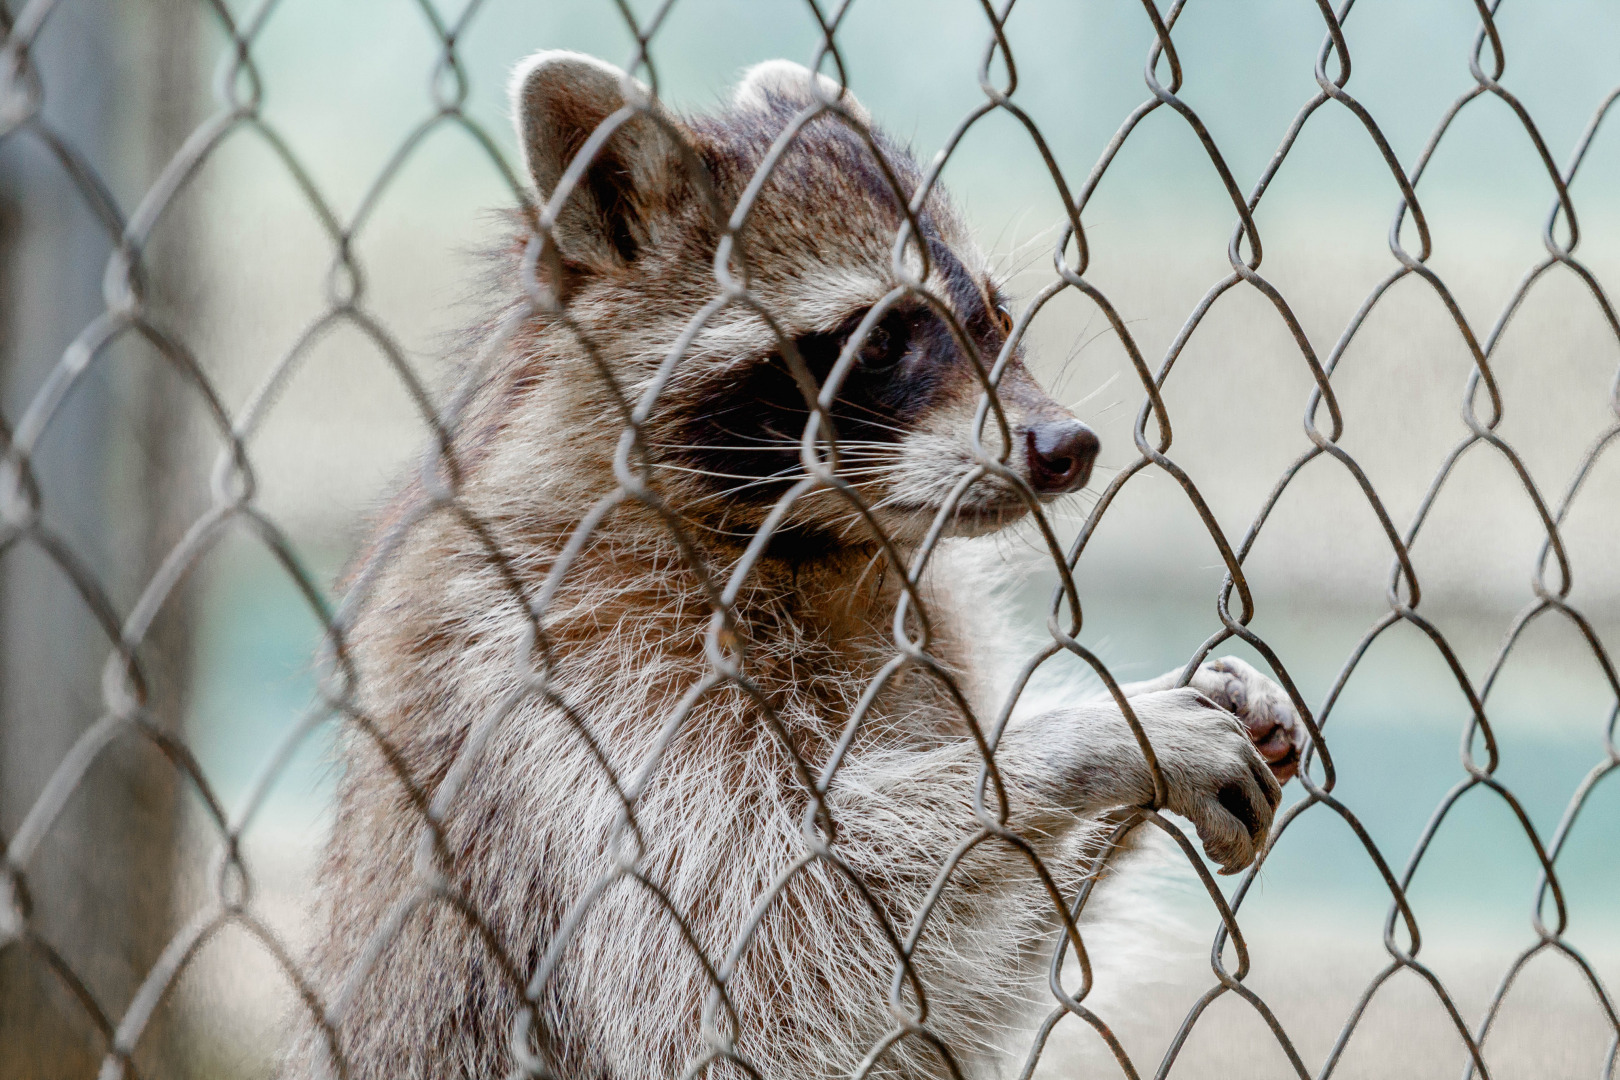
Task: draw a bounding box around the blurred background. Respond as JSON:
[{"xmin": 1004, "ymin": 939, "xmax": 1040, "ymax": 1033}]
[{"xmin": 1, "ymin": 1, "xmax": 1616, "ymax": 1077}]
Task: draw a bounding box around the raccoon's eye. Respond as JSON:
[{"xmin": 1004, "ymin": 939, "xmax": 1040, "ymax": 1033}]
[
  {"xmin": 851, "ymin": 315, "xmax": 906, "ymax": 374},
  {"xmin": 993, "ymin": 303, "xmax": 1015, "ymax": 337}
]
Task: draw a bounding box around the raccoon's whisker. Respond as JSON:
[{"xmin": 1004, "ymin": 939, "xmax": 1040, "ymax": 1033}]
[
  {"xmin": 796, "ymin": 476, "xmax": 887, "ymax": 498},
  {"xmin": 992, "ymin": 219, "xmax": 1063, "ymax": 280},
  {"xmin": 668, "ymin": 516, "xmax": 775, "ymax": 540},
  {"xmin": 851, "ymin": 546, "xmax": 888, "ymax": 594},
  {"xmin": 648, "ymin": 462, "xmax": 805, "ymax": 482},
  {"xmin": 663, "ymin": 465, "xmax": 817, "ymax": 503},
  {"xmin": 816, "ymin": 439, "xmax": 901, "ymax": 449},
  {"xmin": 672, "ymin": 468, "xmax": 893, "ymax": 510},
  {"xmin": 680, "ymin": 420, "xmax": 804, "ymax": 448},
  {"xmin": 646, "ymin": 442, "xmax": 799, "ymax": 453},
  {"xmin": 824, "ymin": 402, "xmax": 913, "ymax": 436},
  {"xmin": 679, "ymin": 480, "xmax": 801, "ymax": 507},
  {"xmin": 796, "ymin": 473, "xmax": 895, "ymax": 489},
  {"xmin": 722, "ymin": 396, "xmax": 912, "ymax": 439},
  {"xmin": 1069, "ymin": 370, "xmax": 1121, "ymax": 411},
  {"xmin": 647, "ymin": 424, "xmax": 898, "ymax": 451},
  {"xmin": 840, "ymin": 491, "xmax": 913, "ymax": 531},
  {"xmin": 645, "ymin": 450, "xmax": 900, "ymax": 482},
  {"xmin": 646, "ymin": 439, "xmax": 902, "ymax": 455}
]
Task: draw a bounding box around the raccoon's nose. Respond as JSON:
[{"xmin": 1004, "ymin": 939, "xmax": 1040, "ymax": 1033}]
[{"xmin": 1025, "ymin": 419, "xmax": 1100, "ymax": 494}]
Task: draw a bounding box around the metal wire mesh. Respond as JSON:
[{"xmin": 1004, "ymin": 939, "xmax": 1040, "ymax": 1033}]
[{"xmin": 2, "ymin": 1, "xmax": 1618, "ymax": 1078}]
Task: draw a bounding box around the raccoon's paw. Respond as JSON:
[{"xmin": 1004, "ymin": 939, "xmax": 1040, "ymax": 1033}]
[
  {"xmin": 1128, "ymin": 688, "xmax": 1282, "ymax": 875},
  {"xmin": 1187, "ymin": 656, "xmax": 1308, "ymax": 783}
]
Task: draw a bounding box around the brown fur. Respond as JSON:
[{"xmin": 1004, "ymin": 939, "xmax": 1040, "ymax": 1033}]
[{"xmin": 290, "ymin": 54, "xmax": 1301, "ymax": 1080}]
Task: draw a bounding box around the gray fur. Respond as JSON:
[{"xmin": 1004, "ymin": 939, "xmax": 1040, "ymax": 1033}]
[{"xmin": 289, "ymin": 54, "xmax": 1306, "ymax": 1080}]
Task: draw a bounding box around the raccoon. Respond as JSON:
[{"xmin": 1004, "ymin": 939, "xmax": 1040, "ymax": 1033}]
[{"xmin": 293, "ymin": 52, "xmax": 1305, "ymax": 1080}]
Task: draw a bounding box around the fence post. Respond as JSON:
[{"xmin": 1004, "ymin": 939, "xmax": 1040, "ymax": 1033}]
[{"xmin": 0, "ymin": 0, "xmax": 203, "ymax": 1074}]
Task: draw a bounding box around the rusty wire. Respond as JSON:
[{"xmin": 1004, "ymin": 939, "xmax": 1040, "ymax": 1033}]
[{"xmin": 1, "ymin": 0, "xmax": 1618, "ymax": 1078}]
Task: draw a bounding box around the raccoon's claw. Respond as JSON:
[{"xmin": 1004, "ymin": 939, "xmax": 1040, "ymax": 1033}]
[{"xmin": 1195, "ymin": 657, "xmax": 1308, "ymax": 784}]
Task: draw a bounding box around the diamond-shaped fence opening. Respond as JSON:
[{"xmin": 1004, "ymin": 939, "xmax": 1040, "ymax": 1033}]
[{"xmin": 2, "ymin": 1, "xmax": 1617, "ymax": 1078}]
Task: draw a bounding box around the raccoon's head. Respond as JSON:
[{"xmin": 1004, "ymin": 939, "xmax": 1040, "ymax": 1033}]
[{"xmin": 504, "ymin": 52, "xmax": 1098, "ymax": 551}]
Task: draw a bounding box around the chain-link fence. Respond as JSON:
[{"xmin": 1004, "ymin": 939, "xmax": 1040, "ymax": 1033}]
[{"xmin": 2, "ymin": 1, "xmax": 1618, "ymax": 1078}]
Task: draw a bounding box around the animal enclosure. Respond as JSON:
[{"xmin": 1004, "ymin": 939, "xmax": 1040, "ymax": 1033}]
[{"xmin": 2, "ymin": 1, "xmax": 1618, "ymax": 1078}]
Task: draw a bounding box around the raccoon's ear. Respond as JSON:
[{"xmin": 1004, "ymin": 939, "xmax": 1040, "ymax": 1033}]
[
  {"xmin": 733, "ymin": 60, "xmax": 871, "ymax": 126},
  {"xmin": 510, "ymin": 50, "xmax": 688, "ymax": 270}
]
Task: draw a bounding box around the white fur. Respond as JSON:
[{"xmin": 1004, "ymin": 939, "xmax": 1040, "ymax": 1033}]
[{"xmin": 734, "ymin": 59, "xmax": 872, "ymax": 125}]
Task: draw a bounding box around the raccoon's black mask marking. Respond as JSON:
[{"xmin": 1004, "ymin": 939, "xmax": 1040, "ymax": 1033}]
[
  {"xmin": 652, "ymin": 115, "xmax": 1014, "ymax": 521},
  {"xmin": 667, "ymin": 287, "xmax": 1005, "ymax": 509},
  {"xmin": 668, "ymin": 305, "xmax": 930, "ymax": 494}
]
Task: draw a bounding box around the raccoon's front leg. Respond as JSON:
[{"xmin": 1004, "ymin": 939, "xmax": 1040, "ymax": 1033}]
[
  {"xmin": 1000, "ymin": 687, "xmax": 1281, "ymax": 872},
  {"xmin": 811, "ymin": 691, "xmax": 1283, "ymax": 1075},
  {"xmin": 1116, "ymin": 655, "xmax": 1309, "ymax": 782},
  {"xmin": 835, "ymin": 687, "xmax": 1284, "ymax": 873}
]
